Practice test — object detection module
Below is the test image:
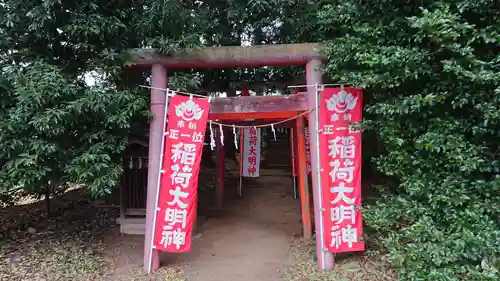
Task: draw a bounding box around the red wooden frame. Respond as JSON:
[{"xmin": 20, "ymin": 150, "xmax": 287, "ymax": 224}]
[{"xmin": 140, "ymin": 43, "xmax": 334, "ymax": 273}]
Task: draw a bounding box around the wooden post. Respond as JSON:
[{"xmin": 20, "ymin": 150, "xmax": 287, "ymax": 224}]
[
  {"xmin": 306, "ymin": 59, "xmax": 335, "ymax": 270},
  {"xmin": 290, "ymin": 88, "xmax": 300, "ymax": 200},
  {"xmin": 120, "ymin": 173, "xmax": 127, "ymax": 220},
  {"xmin": 290, "ymin": 127, "xmax": 298, "ymax": 199},
  {"xmin": 296, "ymin": 116, "xmax": 312, "ymax": 240},
  {"xmin": 215, "ymin": 128, "xmax": 225, "ymax": 209},
  {"xmin": 144, "ymin": 64, "xmax": 167, "ymax": 272}
]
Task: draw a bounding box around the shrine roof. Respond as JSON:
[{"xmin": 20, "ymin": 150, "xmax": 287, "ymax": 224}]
[{"xmin": 208, "ymin": 91, "xmax": 308, "ymax": 121}]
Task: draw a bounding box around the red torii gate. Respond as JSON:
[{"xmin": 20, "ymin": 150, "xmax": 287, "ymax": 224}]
[{"xmin": 128, "ymin": 43, "xmax": 335, "ymax": 272}]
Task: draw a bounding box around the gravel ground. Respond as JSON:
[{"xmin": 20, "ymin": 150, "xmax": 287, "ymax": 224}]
[
  {"xmin": 283, "ymin": 238, "xmax": 396, "ymax": 281},
  {"xmin": 0, "ymin": 177, "xmax": 392, "ymax": 281},
  {"xmin": 0, "ymin": 190, "xmax": 111, "ymax": 281}
]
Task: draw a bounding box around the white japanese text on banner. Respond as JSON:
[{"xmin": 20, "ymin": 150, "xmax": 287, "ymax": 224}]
[{"xmin": 153, "ymin": 95, "xmax": 209, "ymax": 252}]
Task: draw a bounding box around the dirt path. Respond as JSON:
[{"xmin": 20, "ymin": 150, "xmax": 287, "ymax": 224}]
[{"xmin": 172, "ymin": 175, "xmax": 302, "ymax": 281}]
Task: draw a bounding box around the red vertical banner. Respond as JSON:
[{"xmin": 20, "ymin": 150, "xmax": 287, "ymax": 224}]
[
  {"xmin": 304, "ymin": 125, "xmax": 312, "ymax": 175},
  {"xmin": 239, "ymin": 128, "xmax": 243, "ymax": 175},
  {"xmin": 241, "ymin": 128, "xmax": 261, "ymax": 177},
  {"xmin": 319, "ymin": 87, "xmax": 365, "ymax": 253},
  {"xmin": 153, "ymin": 95, "xmax": 210, "ymax": 252}
]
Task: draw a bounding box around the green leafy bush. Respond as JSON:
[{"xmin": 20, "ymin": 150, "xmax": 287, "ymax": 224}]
[
  {"xmin": 0, "ymin": 61, "xmax": 148, "ymax": 197},
  {"xmin": 319, "ymin": 1, "xmax": 500, "ymax": 280}
]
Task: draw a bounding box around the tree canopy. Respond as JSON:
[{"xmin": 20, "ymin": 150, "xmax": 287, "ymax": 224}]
[
  {"xmin": 0, "ymin": 0, "xmax": 317, "ymax": 199},
  {"xmin": 0, "ymin": 0, "xmax": 499, "ymax": 279},
  {"xmin": 318, "ymin": 0, "xmax": 499, "ymax": 279}
]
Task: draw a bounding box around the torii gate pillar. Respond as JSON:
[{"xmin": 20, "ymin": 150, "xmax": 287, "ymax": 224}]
[
  {"xmin": 305, "ymin": 59, "xmax": 335, "ymax": 270},
  {"xmin": 144, "ymin": 64, "xmax": 167, "ymax": 272}
]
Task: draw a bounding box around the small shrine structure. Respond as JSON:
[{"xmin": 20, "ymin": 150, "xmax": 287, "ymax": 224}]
[{"xmin": 128, "ymin": 43, "xmax": 335, "ymax": 271}]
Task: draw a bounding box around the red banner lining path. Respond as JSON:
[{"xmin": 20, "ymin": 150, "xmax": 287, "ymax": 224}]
[
  {"xmin": 153, "ymin": 95, "xmax": 210, "ymax": 252},
  {"xmin": 319, "ymin": 87, "xmax": 365, "ymax": 253}
]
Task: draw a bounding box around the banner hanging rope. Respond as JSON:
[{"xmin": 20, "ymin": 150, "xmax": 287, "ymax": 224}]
[{"xmin": 140, "ymin": 85, "xmax": 209, "ymax": 99}]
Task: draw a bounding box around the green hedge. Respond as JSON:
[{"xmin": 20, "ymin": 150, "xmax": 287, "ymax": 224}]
[{"xmin": 319, "ymin": 1, "xmax": 500, "ymax": 280}]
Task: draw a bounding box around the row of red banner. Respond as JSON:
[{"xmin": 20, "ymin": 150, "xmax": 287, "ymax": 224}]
[{"xmin": 152, "ymin": 88, "xmax": 364, "ymax": 254}]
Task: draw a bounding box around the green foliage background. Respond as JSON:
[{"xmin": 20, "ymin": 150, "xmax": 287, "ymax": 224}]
[
  {"xmin": 0, "ymin": 0, "xmax": 498, "ymax": 279},
  {"xmin": 319, "ymin": 1, "xmax": 500, "ymax": 280}
]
